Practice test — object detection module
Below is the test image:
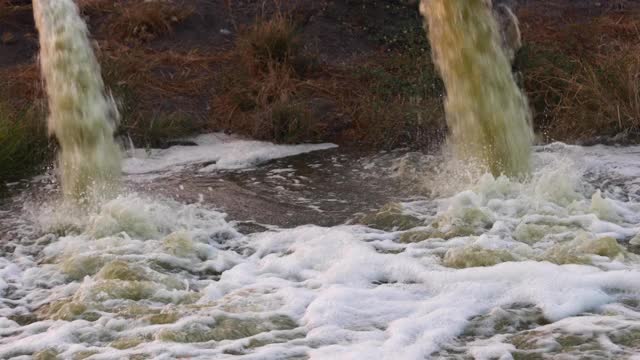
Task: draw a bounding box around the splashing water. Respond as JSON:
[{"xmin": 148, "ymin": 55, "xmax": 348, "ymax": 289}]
[
  {"xmin": 34, "ymin": 0, "xmax": 121, "ymax": 201},
  {"xmin": 421, "ymin": 0, "xmax": 533, "ymax": 177},
  {"xmin": 0, "ymin": 1, "xmax": 637, "ymax": 359}
]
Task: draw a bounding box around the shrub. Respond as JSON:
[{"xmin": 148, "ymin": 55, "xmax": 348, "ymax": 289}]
[
  {"xmin": 239, "ymin": 12, "xmax": 297, "ymax": 65},
  {"xmin": 211, "ymin": 12, "xmax": 320, "ymax": 144}
]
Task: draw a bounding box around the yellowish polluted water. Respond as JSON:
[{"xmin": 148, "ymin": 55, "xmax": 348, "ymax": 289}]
[
  {"xmin": 33, "ymin": 0, "xmax": 121, "ymax": 202},
  {"xmin": 421, "ymin": 0, "xmax": 533, "ymax": 177}
]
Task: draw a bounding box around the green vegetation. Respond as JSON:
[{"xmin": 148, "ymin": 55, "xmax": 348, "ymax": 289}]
[{"xmin": 0, "ymin": 101, "xmax": 50, "ymax": 187}]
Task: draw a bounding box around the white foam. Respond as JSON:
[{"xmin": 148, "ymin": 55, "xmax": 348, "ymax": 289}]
[
  {"xmin": 123, "ymin": 133, "xmax": 337, "ymax": 175},
  {"xmin": 2, "ymin": 144, "xmax": 640, "ymax": 359}
]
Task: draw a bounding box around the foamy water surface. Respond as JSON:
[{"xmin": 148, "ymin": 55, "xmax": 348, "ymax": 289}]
[{"xmin": 1, "ymin": 141, "xmax": 640, "ymax": 359}]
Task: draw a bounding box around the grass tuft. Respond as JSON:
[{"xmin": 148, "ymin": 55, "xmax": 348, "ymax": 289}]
[
  {"xmin": 105, "ymin": 1, "xmax": 194, "ymax": 42},
  {"xmin": 211, "ymin": 12, "xmax": 318, "ymax": 144}
]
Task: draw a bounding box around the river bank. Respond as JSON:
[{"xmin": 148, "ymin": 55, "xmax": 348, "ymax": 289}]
[{"xmin": 1, "ymin": 0, "xmax": 639, "ymax": 184}]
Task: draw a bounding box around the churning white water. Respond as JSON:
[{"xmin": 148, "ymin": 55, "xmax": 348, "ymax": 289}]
[{"xmin": 1, "ymin": 141, "xmax": 640, "ymax": 360}]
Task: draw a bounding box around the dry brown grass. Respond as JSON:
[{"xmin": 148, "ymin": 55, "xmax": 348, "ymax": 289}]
[
  {"xmin": 211, "ymin": 8, "xmax": 445, "ymax": 148},
  {"xmin": 77, "ymin": 0, "xmax": 116, "ymax": 16},
  {"xmin": 96, "ymin": 42, "xmax": 223, "ymax": 145},
  {"xmin": 517, "ymin": 3, "xmax": 640, "ymax": 142},
  {"xmin": 211, "ymin": 12, "xmax": 322, "ymax": 144},
  {"xmin": 541, "ymin": 46, "xmax": 640, "ymax": 139},
  {"xmin": 0, "ymin": 64, "xmax": 42, "ymax": 105},
  {"xmin": 237, "ymin": 12, "xmax": 301, "ymax": 74},
  {"xmin": 104, "ymin": 1, "xmax": 194, "ymax": 42}
]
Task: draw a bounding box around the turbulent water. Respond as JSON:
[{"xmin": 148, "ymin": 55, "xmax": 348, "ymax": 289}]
[
  {"xmin": 1, "ymin": 138, "xmax": 640, "ymax": 359},
  {"xmin": 34, "ymin": 0, "xmax": 121, "ymax": 201},
  {"xmin": 2, "ymin": 1, "xmax": 638, "ymax": 359},
  {"xmin": 421, "ymin": 0, "xmax": 533, "ymax": 177}
]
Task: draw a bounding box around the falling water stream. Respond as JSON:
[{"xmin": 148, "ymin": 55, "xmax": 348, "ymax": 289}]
[
  {"xmin": 34, "ymin": 0, "xmax": 121, "ymax": 202},
  {"xmin": 0, "ymin": 1, "xmax": 640, "ymax": 359},
  {"xmin": 421, "ymin": 0, "xmax": 533, "ymax": 177}
]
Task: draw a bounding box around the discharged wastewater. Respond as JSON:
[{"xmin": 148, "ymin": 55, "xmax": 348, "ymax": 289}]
[
  {"xmin": 1, "ymin": 137, "xmax": 640, "ymax": 359},
  {"xmin": 2, "ymin": 0, "xmax": 640, "ymax": 358}
]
